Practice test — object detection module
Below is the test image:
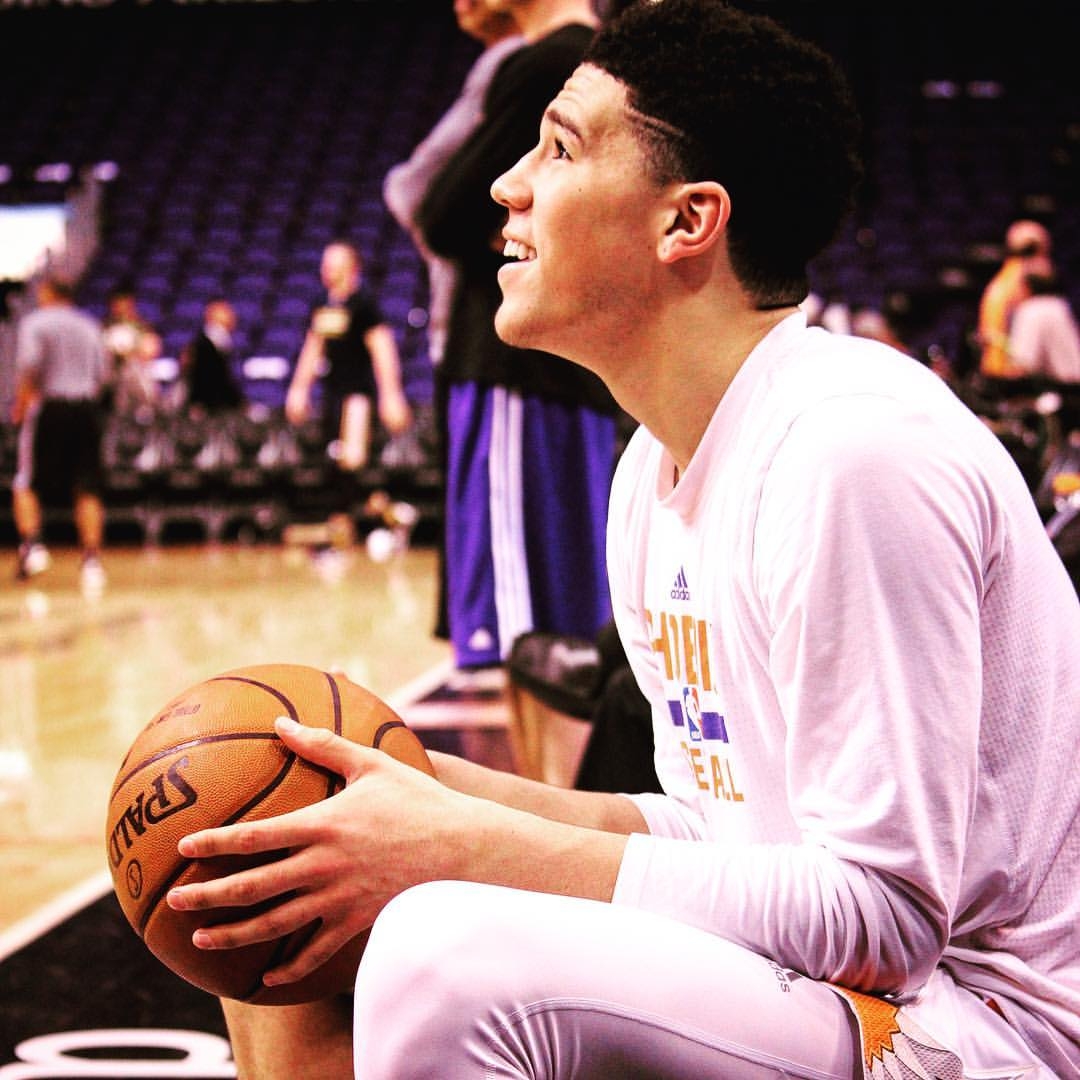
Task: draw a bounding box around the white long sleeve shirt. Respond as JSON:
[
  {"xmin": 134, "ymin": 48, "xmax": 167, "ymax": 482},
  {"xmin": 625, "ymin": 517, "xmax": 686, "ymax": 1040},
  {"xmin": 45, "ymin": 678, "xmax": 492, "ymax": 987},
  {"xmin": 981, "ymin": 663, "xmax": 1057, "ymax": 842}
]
[{"xmin": 609, "ymin": 314, "xmax": 1080, "ymax": 1074}]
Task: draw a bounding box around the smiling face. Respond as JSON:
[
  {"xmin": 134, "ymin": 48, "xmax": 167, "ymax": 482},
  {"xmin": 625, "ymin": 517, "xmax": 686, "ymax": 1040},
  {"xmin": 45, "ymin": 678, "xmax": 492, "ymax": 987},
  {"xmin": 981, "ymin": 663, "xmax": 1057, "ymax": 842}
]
[{"xmin": 491, "ymin": 64, "xmax": 673, "ymax": 372}]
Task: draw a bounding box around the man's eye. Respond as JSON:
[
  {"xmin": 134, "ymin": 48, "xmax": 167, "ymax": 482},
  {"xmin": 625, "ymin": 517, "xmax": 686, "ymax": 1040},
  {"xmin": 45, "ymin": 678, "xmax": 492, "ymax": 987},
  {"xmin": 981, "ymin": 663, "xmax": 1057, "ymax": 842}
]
[{"xmin": 553, "ymin": 139, "xmax": 570, "ymax": 160}]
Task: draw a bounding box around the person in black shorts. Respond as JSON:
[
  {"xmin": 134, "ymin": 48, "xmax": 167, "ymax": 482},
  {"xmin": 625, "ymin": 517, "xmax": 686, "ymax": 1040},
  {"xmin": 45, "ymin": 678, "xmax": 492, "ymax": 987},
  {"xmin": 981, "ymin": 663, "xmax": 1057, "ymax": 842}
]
[
  {"xmin": 284, "ymin": 242, "xmax": 412, "ymax": 541},
  {"xmin": 11, "ymin": 277, "xmax": 109, "ymax": 590}
]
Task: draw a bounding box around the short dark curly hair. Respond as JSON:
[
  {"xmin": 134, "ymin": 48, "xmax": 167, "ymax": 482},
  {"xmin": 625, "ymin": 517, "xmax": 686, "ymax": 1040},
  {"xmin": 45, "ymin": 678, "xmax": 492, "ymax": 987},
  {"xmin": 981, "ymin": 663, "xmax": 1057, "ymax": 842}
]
[{"xmin": 585, "ymin": 0, "xmax": 863, "ymax": 307}]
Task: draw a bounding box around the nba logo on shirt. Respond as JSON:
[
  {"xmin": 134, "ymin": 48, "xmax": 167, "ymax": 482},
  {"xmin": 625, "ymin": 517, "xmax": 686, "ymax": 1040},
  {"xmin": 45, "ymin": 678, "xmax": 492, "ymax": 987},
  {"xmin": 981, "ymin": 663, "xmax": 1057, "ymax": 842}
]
[{"xmin": 683, "ymin": 685, "xmax": 702, "ymax": 741}]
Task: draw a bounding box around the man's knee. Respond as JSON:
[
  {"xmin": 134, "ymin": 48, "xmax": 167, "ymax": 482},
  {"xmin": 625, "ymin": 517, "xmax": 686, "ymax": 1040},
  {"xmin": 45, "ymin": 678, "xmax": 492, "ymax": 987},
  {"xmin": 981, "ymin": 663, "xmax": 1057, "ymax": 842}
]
[
  {"xmin": 353, "ymin": 881, "xmax": 514, "ymax": 1077},
  {"xmin": 357, "ymin": 880, "xmax": 494, "ymax": 1005}
]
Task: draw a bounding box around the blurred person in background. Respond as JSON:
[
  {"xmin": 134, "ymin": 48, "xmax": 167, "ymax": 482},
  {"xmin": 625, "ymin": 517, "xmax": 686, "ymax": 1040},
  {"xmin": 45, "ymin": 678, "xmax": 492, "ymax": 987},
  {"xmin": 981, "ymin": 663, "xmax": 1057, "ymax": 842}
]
[
  {"xmin": 977, "ymin": 218, "xmax": 1052, "ymax": 382},
  {"xmin": 285, "ymin": 241, "xmax": 412, "ymax": 468},
  {"xmin": 1008, "ymin": 254, "xmax": 1080, "ymax": 386},
  {"xmin": 102, "ymin": 283, "xmax": 156, "ymax": 409},
  {"xmin": 180, "ymin": 298, "xmax": 243, "ymax": 416},
  {"xmin": 284, "ymin": 241, "xmax": 412, "ymax": 547},
  {"xmin": 111, "ymin": 319, "xmax": 162, "ymax": 417},
  {"xmin": 384, "ymin": 0, "xmax": 522, "ymax": 373},
  {"xmin": 384, "ymin": 0, "xmax": 523, "ymax": 639},
  {"xmin": 11, "ymin": 276, "xmax": 109, "ymax": 591}
]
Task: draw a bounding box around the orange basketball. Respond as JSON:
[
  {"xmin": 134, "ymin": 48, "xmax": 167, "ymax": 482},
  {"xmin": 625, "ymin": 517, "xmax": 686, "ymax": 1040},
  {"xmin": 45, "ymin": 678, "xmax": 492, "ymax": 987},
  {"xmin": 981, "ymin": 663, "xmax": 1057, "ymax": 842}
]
[{"xmin": 105, "ymin": 663, "xmax": 433, "ymax": 1006}]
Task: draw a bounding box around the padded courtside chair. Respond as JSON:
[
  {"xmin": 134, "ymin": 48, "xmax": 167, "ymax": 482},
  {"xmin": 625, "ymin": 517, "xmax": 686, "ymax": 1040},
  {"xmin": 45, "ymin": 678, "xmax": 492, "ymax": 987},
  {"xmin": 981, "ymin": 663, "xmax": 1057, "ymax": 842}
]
[{"xmin": 505, "ymin": 632, "xmax": 603, "ymax": 788}]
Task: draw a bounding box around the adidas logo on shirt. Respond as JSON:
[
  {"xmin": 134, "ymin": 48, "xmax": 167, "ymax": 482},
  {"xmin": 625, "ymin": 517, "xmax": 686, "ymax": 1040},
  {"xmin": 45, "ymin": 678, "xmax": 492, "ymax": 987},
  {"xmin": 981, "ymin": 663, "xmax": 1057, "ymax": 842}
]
[{"xmin": 670, "ymin": 567, "xmax": 691, "ymax": 601}]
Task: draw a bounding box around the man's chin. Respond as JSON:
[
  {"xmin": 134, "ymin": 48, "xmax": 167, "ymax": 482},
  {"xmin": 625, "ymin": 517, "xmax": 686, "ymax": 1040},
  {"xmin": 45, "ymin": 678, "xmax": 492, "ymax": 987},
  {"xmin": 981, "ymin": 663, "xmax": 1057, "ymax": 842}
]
[
  {"xmin": 493, "ymin": 306, "xmax": 533, "ymax": 350},
  {"xmin": 494, "ymin": 302, "xmax": 580, "ymax": 363}
]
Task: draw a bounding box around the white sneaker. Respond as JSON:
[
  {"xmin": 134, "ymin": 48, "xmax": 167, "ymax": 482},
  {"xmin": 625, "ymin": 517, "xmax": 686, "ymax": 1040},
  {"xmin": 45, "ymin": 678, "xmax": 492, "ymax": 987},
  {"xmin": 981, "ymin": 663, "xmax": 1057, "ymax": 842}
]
[
  {"xmin": 80, "ymin": 555, "xmax": 107, "ymax": 593},
  {"xmin": 16, "ymin": 542, "xmax": 50, "ymax": 580}
]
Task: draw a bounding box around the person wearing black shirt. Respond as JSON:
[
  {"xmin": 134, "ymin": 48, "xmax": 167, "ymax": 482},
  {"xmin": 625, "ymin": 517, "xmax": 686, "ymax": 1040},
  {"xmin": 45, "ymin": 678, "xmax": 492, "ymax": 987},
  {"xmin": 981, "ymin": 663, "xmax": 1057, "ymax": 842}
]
[
  {"xmin": 285, "ymin": 242, "xmax": 412, "ymax": 470},
  {"xmin": 417, "ymin": 0, "xmax": 620, "ymax": 672},
  {"xmin": 182, "ymin": 298, "xmax": 243, "ymax": 414}
]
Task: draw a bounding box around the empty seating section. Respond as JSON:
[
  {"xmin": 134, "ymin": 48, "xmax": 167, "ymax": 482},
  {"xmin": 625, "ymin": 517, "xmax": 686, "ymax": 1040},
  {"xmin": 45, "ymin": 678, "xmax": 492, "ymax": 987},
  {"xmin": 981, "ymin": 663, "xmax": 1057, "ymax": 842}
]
[
  {"xmin": 1, "ymin": 2, "xmax": 479, "ymax": 400},
  {"xmin": 92, "ymin": 403, "xmax": 441, "ymax": 544}
]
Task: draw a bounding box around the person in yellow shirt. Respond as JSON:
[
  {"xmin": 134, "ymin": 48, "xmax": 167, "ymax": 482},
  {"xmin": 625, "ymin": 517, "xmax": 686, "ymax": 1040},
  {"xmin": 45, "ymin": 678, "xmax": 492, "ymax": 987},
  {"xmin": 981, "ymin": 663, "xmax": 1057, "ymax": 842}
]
[{"xmin": 977, "ymin": 218, "xmax": 1051, "ymax": 380}]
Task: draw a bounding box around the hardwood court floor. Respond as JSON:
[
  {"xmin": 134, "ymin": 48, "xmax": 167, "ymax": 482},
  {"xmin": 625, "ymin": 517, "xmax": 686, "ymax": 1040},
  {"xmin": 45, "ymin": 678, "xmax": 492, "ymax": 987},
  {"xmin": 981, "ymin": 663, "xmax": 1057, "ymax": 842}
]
[{"xmin": 0, "ymin": 541, "xmax": 473, "ymax": 949}]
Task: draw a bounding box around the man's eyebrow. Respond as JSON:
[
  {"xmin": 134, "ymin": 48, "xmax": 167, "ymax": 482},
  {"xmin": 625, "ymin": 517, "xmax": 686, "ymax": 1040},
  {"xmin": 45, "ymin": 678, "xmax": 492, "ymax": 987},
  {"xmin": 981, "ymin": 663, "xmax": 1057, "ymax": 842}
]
[{"xmin": 543, "ymin": 105, "xmax": 583, "ymax": 142}]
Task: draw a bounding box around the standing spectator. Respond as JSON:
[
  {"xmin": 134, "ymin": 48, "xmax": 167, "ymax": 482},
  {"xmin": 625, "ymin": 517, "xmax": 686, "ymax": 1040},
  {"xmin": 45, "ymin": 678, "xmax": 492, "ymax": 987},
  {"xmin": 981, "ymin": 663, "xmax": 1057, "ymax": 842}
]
[
  {"xmin": 384, "ymin": 1, "xmax": 522, "ymax": 370},
  {"xmin": 1008, "ymin": 255, "xmax": 1080, "ymax": 385},
  {"xmin": 285, "ymin": 241, "xmax": 412, "ymax": 469},
  {"xmin": 977, "ymin": 218, "xmax": 1051, "ymax": 381},
  {"xmin": 111, "ymin": 319, "xmax": 162, "ymax": 417},
  {"xmin": 383, "ymin": 0, "xmax": 523, "ymax": 640},
  {"xmin": 417, "ymin": 0, "xmax": 620, "ymax": 671},
  {"xmin": 11, "ymin": 277, "xmax": 109, "ymax": 590},
  {"xmin": 181, "ymin": 298, "xmax": 243, "ymax": 415},
  {"xmin": 102, "ymin": 284, "xmax": 156, "ymax": 408},
  {"xmin": 284, "ymin": 242, "xmax": 412, "ymax": 548}
]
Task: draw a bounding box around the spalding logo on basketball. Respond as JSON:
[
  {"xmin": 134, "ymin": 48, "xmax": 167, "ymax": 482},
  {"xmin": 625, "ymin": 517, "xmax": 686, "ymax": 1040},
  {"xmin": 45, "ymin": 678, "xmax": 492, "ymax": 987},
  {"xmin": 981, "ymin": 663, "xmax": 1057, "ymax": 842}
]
[{"xmin": 105, "ymin": 663, "xmax": 434, "ymax": 1006}]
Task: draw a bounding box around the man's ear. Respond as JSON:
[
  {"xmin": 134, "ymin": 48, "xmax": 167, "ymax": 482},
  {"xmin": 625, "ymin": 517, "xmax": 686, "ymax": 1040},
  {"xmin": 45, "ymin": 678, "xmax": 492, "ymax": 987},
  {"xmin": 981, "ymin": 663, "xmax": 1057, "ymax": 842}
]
[{"xmin": 657, "ymin": 182, "xmax": 730, "ymax": 264}]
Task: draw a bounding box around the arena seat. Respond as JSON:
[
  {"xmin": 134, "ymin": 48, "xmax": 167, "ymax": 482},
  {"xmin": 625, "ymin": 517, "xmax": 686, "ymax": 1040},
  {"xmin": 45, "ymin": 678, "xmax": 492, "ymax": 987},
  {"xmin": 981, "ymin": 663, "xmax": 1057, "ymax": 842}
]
[{"xmin": 505, "ymin": 632, "xmax": 603, "ymax": 788}]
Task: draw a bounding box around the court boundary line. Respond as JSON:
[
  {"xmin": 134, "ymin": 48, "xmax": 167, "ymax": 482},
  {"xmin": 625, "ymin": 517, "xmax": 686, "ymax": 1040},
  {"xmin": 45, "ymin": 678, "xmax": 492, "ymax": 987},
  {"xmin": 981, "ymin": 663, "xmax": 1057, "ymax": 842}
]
[
  {"xmin": 384, "ymin": 657, "xmax": 456, "ymax": 713},
  {"xmin": 0, "ymin": 868, "xmax": 113, "ymax": 963},
  {"xmin": 0, "ymin": 658, "xmax": 477, "ymax": 963}
]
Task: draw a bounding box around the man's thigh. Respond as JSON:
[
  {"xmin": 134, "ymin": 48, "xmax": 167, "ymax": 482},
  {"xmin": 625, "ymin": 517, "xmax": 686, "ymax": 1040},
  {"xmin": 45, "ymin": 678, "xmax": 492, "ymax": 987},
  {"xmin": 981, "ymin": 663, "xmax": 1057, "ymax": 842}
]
[{"xmin": 354, "ymin": 881, "xmax": 860, "ymax": 1079}]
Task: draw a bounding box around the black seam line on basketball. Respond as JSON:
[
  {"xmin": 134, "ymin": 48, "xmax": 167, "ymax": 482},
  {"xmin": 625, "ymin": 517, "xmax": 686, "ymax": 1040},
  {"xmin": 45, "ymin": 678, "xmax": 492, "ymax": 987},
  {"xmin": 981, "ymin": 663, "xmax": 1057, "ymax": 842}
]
[
  {"xmin": 135, "ymin": 751, "xmax": 301, "ymax": 936},
  {"xmin": 372, "ymin": 719, "xmax": 407, "ymax": 748},
  {"xmin": 322, "ymin": 670, "xmax": 344, "ymax": 798},
  {"xmin": 242, "ymin": 935, "xmax": 291, "ymax": 1001},
  {"xmin": 240, "ymin": 919, "xmax": 311, "ymax": 1003},
  {"xmin": 208, "ymin": 676, "xmax": 302, "ymax": 724},
  {"xmin": 111, "ymin": 732, "xmax": 283, "ymax": 794},
  {"xmin": 111, "ymin": 677, "xmax": 302, "ymax": 796}
]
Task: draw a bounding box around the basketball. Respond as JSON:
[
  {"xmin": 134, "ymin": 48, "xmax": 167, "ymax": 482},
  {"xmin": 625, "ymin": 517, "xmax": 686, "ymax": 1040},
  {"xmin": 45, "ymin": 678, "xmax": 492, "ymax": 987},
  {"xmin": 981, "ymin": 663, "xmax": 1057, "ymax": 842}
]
[{"xmin": 105, "ymin": 663, "xmax": 434, "ymax": 1006}]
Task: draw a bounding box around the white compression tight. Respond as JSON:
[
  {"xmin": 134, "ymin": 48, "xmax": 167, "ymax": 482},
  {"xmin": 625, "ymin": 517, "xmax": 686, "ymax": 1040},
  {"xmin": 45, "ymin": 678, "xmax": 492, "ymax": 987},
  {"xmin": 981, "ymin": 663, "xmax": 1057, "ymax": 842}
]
[
  {"xmin": 353, "ymin": 881, "xmax": 1053, "ymax": 1079},
  {"xmin": 352, "ymin": 880, "xmax": 861, "ymax": 1079}
]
